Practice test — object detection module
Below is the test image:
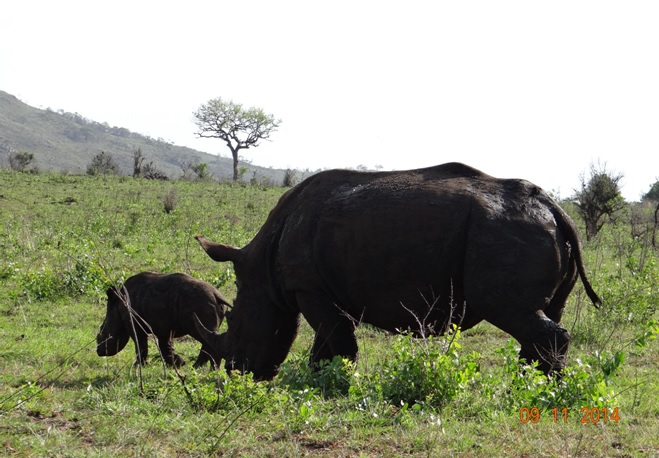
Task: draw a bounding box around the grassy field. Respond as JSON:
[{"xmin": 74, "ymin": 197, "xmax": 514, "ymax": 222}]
[{"xmin": 1, "ymin": 170, "xmax": 657, "ymax": 457}]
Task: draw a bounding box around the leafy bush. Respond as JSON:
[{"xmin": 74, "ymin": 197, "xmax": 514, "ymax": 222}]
[
  {"xmin": 86, "ymin": 151, "xmax": 119, "ymax": 176},
  {"xmin": 279, "ymin": 354, "xmax": 355, "ymax": 397},
  {"xmin": 20, "ymin": 255, "xmax": 105, "ymax": 301},
  {"xmin": 634, "ymin": 318, "xmax": 659, "ymax": 348},
  {"xmin": 372, "ymin": 327, "xmax": 480, "ymax": 410},
  {"xmin": 598, "ymin": 256, "xmax": 658, "ymax": 324},
  {"xmin": 8, "ymin": 151, "xmax": 36, "ymax": 172},
  {"xmin": 490, "ymin": 339, "xmax": 621, "ymax": 413}
]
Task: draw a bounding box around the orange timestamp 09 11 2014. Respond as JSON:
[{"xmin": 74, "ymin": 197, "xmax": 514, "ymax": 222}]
[{"xmin": 519, "ymin": 407, "xmax": 620, "ymax": 424}]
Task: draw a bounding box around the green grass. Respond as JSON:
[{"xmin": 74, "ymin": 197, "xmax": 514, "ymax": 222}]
[{"xmin": 1, "ymin": 170, "xmax": 658, "ymax": 456}]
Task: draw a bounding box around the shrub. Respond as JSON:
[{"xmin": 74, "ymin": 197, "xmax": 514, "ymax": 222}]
[
  {"xmin": 598, "ymin": 256, "xmax": 658, "ymax": 324},
  {"xmin": 141, "ymin": 162, "xmax": 168, "ymax": 180},
  {"xmin": 490, "ymin": 339, "xmax": 621, "ymax": 413},
  {"xmin": 86, "ymin": 151, "xmax": 119, "ymax": 176},
  {"xmin": 372, "ymin": 327, "xmax": 481, "ymax": 410},
  {"xmin": 279, "ymin": 354, "xmax": 354, "ymax": 397},
  {"xmin": 20, "ymin": 255, "xmax": 105, "ymax": 301},
  {"xmin": 8, "ymin": 151, "xmax": 36, "ymax": 172},
  {"xmin": 283, "ymin": 169, "xmax": 298, "ymax": 187}
]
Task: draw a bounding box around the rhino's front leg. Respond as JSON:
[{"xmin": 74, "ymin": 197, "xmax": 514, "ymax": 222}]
[
  {"xmin": 193, "ymin": 343, "xmax": 219, "ymax": 369},
  {"xmin": 295, "ymin": 291, "xmax": 358, "ymax": 368},
  {"xmin": 133, "ymin": 333, "xmax": 149, "ymax": 365}
]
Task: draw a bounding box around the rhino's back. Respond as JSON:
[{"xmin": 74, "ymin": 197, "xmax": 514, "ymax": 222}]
[
  {"xmin": 121, "ymin": 273, "xmax": 224, "ymax": 326},
  {"xmin": 276, "ymin": 162, "xmax": 541, "ymax": 259},
  {"xmin": 267, "ymin": 164, "xmax": 562, "ymax": 325}
]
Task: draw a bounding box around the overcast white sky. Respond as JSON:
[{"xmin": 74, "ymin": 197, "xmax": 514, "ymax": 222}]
[{"xmin": 2, "ymin": 1, "xmax": 658, "ymax": 200}]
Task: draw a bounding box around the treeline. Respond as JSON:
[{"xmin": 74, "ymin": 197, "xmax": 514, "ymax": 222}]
[
  {"xmin": 83, "ymin": 148, "xmax": 300, "ymax": 187},
  {"xmin": 50, "ymin": 108, "xmax": 173, "ymax": 146},
  {"xmin": 2, "ymin": 144, "xmax": 301, "ymax": 187}
]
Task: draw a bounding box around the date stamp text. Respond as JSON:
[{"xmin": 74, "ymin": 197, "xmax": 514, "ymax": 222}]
[{"xmin": 519, "ymin": 407, "xmax": 620, "ymax": 424}]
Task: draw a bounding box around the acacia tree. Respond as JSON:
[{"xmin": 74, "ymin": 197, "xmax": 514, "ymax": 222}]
[
  {"xmin": 193, "ymin": 98, "xmax": 281, "ymax": 181},
  {"xmin": 573, "ymin": 163, "xmax": 625, "ymax": 241}
]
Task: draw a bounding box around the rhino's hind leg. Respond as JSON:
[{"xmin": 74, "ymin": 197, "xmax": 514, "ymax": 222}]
[
  {"xmin": 295, "ymin": 292, "xmax": 358, "ymax": 368},
  {"xmin": 519, "ymin": 324, "xmax": 571, "ymax": 375},
  {"xmin": 490, "ymin": 311, "xmax": 571, "ymax": 375}
]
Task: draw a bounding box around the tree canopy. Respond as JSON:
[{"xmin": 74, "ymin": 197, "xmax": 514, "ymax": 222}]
[
  {"xmin": 8, "ymin": 151, "xmax": 35, "ymax": 172},
  {"xmin": 193, "ymin": 98, "xmax": 281, "ymax": 181},
  {"xmin": 643, "ymin": 179, "xmax": 659, "ymax": 202},
  {"xmin": 86, "ymin": 151, "xmax": 119, "ymax": 176},
  {"xmin": 572, "ymin": 163, "xmax": 625, "ymax": 241}
]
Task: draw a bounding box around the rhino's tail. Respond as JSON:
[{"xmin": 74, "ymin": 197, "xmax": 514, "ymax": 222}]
[{"xmin": 549, "ymin": 199, "xmax": 602, "ymax": 308}]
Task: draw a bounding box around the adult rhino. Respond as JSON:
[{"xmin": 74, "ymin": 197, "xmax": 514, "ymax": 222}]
[{"xmin": 195, "ymin": 162, "xmax": 600, "ymax": 380}]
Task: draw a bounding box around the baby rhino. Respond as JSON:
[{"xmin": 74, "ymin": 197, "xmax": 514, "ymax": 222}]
[{"xmin": 96, "ymin": 272, "xmax": 229, "ymax": 369}]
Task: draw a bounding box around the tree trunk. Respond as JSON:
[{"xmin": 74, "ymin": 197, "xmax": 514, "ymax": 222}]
[
  {"xmin": 231, "ymin": 148, "xmax": 239, "ymax": 181},
  {"xmin": 585, "ymin": 219, "xmax": 597, "ymax": 242},
  {"xmin": 653, "ymin": 202, "xmax": 659, "ymax": 248}
]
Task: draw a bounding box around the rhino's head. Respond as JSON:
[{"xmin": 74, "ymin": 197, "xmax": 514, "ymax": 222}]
[
  {"xmin": 96, "ymin": 286, "xmax": 130, "ymax": 357},
  {"xmin": 195, "ymin": 235, "xmax": 299, "ymax": 381}
]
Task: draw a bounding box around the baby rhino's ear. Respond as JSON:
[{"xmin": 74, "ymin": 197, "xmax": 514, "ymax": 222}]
[{"xmin": 106, "ymin": 286, "xmax": 118, "ymax": 299}]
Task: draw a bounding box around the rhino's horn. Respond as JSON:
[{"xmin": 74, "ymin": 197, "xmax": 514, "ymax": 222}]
[
  {"xmin": 194, "ymin": 313, "xmax": 214, "ymax": 335},
  {"xmin": 193, "ymin": 313, "xmax": 221, "ymax": 342},
  {"xmin": 193, "ymin": 313, "xmax": 227, "ymax": 358},
  {"xmin": 194, "ymin": 235, "xmax": 243, "ymax": 263}
]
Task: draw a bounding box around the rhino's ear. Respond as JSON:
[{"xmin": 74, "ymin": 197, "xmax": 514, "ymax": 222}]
[
  {"xmin": 194, "ymin": 234, "xmax": 244, "ymax": 264},
  {"xmin": 106, "ymin": 286, "xmax": 118, "ymax": 299}
]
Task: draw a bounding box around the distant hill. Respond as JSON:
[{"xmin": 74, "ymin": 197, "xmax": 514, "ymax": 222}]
[{"xmin": 0, "ymin": 90, "xmax": 287, "ymax": 183}]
